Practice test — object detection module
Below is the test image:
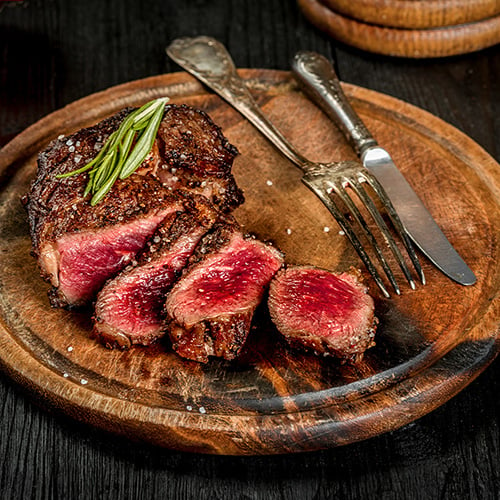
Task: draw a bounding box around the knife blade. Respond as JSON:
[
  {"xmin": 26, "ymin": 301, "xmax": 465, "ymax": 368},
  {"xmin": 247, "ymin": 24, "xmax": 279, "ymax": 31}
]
[{"xmin": 292, "ymin": 51, "xmax": 476, "ymax": 286}]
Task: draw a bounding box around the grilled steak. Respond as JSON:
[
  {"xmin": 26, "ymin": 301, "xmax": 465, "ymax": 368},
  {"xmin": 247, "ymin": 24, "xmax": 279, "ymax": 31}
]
[
  {"xmin": 268, "ymin": 266, "xmax": 377, "ymax": 362},
  {"xmin": 24, "ymin": 103, "xmax": 242, "ymax": 308},
  {"xmin": 165, "ymin": 221, "xmax": 284, "ymax": 363},
  {"xmin": 94, "ymin": 194, "xmax": 218, "ymax": 348}
]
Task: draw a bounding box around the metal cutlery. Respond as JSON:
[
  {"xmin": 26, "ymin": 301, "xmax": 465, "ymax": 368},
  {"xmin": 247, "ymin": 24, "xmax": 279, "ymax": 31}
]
[
  {"xmin": 292, "ymin": 50, "xmax": 476, "ymax": 286},
  {"xmin": 167, "ymin": 36, "xmax": 424, "ymax": 297}
]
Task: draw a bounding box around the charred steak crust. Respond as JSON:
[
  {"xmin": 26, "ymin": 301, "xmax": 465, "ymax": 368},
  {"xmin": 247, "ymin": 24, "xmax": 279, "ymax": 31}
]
[
  {"xmin": 93, "ymin": 193, "xmax": 219, "ymax": 349},
  {"xmin": 158, "ymin": 104, "xmax": 238, "ymax": 174},
  {"xmin": 165, "ymin": 223, "xmax": 284, "ymax": 363},
  {"xmin": 168, "ymin": 312, "xmax": 251, "ymax": 363},
  {"xmin": 25, "ymin": 109, "xmax": 132, "ymax": 255},
  {"xmin": 154, "ymin": 104, "xmax": 244, "ymax": 212},
  {"xmin": 268, "ymin": 266, "xmax": 378, "ymax": 363}
]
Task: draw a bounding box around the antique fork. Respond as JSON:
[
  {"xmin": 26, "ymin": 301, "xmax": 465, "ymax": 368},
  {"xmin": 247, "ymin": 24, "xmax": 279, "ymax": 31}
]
[{"xmin": 167, "ymin": 36, "xmax": 424, "ymax": 297}]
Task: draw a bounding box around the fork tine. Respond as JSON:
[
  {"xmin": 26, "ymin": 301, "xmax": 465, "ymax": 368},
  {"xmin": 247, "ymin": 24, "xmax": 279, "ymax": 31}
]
[
  {"xmin": 302, "ymin": 175, "xmax": 391, "ymax": 298},
  {"xmin": 361, "ymin": 171, "xmax": 426, "ymax": 286},
  {"xmin": 330, "ymin": 178, "xmax": 403, "ymax": 295},
  {"xmin": 347, "ymin": 175, "xmax": 417, "ymax": 291}
]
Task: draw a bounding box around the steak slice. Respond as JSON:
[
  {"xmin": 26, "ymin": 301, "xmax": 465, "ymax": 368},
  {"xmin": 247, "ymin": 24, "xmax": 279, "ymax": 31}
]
[
  {"xmin": 24, "ymin": 103, "xmax": 243, "ymax": 308},
  {"xmin": 165, "ymin": 221, "xmax": 284, "ymax": 363},
  {"xmin": 93, "ymin": 194, "xmax": 218, "ymax": 348},
  {"xmin": 268, "ymin": 266, "xmax": 377, "ymax": 363}
]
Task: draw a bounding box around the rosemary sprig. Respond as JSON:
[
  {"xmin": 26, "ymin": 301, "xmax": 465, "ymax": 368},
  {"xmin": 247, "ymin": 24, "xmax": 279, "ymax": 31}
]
[{"xmin": 57, "ymin": 97, "xmax": 169, "ymax": 205}]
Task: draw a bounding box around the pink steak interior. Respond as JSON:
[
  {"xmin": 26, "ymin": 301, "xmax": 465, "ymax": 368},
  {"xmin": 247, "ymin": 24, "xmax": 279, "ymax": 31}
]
[
  {"xmin": 270, "ymin": 268, "xmax": 372, "ymax": 339},
  {"xmin": 167, "ymin": 235, "xmax": 283, "ymax": 325},
  {"xmin": 56, "ymin": 214, "xmax": 167, "ymax": 304},
  {"xmin": 96, "ymin": 229, "xmax": 207, "ymax": 339}
]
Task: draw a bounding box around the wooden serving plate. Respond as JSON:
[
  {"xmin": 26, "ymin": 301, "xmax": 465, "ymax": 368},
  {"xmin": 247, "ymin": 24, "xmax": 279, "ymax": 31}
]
[
  {"xmin": 0, "ymin": 71, "xmax": 498, "ymax": 455},
  {"xmin": 321, "ymin": 0, "xmax": 500, "ymax": 29},
  {"xmin": 298, "ymin": 0, "xmax": 500, "ymax": 58}
]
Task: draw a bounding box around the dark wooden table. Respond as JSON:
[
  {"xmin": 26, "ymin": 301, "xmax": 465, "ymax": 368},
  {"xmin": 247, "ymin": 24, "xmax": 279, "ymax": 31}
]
[{"xmin": 0, "ymin": 1, "xmax": 498, "ymax": 498}]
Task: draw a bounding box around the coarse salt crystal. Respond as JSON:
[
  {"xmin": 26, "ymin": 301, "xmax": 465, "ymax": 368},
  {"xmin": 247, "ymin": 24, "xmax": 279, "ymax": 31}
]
[
  {"xmin": 67, "ymin": 346, "xmax": 73, "ymax": 352},
  {"xmin": 63, "ymin": 373, "xmax": 69, "ymax": 378},
  {"xmin": 339, "ymin": 230, "xmax": 345, "ymax": 236},
  {"xmin": 80, "ymin": 379, "xmax": 88, "ymax": 385},
  {"xmin": 68, "ymin": 145, "xmax": 75, "ymax": 153},
  {"xmin": 58, "ymin": 134, "xmax": 65, "ymax": 140},
  {"xmin": 199, "ymin": 406, "xmax": 206, "ymax": 414},
  {"xmin": 74, "ymin": 154, "xmax": 82, "ymax": 164},
  {"xmin": 186, "ymin": 405, "xmax": 193, "ymax": 411},
  {"xmin": 286, "ymin": 228, "xmax": 292, "ymax": 235},
  {"xmin": 66, "ymin": 139, "xmax": 73, "ymax": 146},
  {"xmin": 323, "ymin": 226, "xmax": 330, "ymax": 233},
  {"xmin": 266, "ymin": 180, "xmax": 273, "ymax": 186}
]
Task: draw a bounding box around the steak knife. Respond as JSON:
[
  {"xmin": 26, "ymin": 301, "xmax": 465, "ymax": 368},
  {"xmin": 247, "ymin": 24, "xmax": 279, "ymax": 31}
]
[{"xmin": 292, "ymin": 51, "xmax": 476, "ymax": 286}]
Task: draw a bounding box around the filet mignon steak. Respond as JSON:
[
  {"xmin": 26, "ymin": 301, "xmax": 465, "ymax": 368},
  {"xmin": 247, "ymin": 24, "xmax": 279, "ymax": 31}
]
[{"xmin": 268, "ymin": 266, "xmax": 377, "ymax": 362}]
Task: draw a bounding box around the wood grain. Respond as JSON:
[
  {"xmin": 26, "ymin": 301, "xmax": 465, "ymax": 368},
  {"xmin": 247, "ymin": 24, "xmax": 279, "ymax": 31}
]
[
  {"xmin": 321, "ymin": 0, "xmax": 500, "ymax": 29},
  {"xmin": 0, "ymin": 70, "xmax": 498, "ymax": 455},
  {"xmin": 298, "ymin": 0, "xmax": 500, "ymax": 58}
]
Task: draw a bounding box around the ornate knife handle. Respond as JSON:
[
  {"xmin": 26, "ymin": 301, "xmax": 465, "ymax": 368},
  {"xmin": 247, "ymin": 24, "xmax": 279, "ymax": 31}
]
[
  {"xmin": 167, "ymin": 36, "xmax": 310, "ymax": 170},
  {"xmin": 292, "ymin": 51, "xmax": 377, "ymax": 157}
]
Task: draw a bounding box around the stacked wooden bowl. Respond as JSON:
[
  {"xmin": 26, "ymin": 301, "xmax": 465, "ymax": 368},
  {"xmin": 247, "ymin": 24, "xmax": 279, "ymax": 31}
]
[{"xmin": 298, "ymin": 0, "xmax": 500, "ymax": 58}]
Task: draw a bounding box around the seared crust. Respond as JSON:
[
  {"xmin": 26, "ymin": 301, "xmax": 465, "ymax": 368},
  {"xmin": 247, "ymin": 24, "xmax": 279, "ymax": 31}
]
[
  {"xmin": 158, "ymin": 104, "xmax": 238, "ymax": 175},
  {"xmin": 154, "ymin": 104, "xmax": 244, "ymax": 212}
]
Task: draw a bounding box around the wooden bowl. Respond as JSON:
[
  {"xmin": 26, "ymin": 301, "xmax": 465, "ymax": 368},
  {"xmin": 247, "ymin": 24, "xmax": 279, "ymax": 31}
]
[
  {"xmin": 321, "ymin": 0, "xmax": 500, "ymax": 29},
  {"xmin": 298, "ymin": 0, "xmax": 500, "ymax": 58}
]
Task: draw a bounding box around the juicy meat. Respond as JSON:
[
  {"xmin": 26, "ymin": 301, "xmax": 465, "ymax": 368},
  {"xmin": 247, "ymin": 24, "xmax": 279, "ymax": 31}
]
[
  {"xmin": 165, "ymin": 221, "xmax": 284, "ymax": 363},
  {"xmin": 39, "ymin": 174, "xmax": 181, "ymax": 308},
  {"xmin": 24, "ymin": 103, "xmax": 242, "ymax": 308},
  {"xmin": 268, "ymin": 266, "xmax": 377, "ymax": 362},
  {"xmin": 94, "ymin": 195, "xmax": 218, "ymax": 348}
]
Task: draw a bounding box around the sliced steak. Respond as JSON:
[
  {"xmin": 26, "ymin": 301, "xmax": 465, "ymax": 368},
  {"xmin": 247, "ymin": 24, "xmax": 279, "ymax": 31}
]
[
  {"xmin": 268, "ymin": 266, "xmax": 377, "ymax": 363},
  {"xmin": 24, "ymin": 103, "xmax": 242, "ymax": 308},
  {"xmin": 165, "ymin": 221, "xmax": 284, "ymax": 363},
  {"xmin": 94, "ymin": 194, "xmax": 218, "ymax": 348}
]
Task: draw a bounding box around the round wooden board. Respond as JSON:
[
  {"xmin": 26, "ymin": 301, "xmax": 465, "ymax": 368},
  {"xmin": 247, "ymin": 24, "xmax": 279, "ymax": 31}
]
[
  {"xmin": 0, "ymin": 70, "xmax": 498, "ymax": 455},
  {"xmin": 321, "ymin": 0, "xmax": 500, "ymax": 29},
  {"xmin": 298, "ymin": 0, "xmax": 500, "ymax": 58}
]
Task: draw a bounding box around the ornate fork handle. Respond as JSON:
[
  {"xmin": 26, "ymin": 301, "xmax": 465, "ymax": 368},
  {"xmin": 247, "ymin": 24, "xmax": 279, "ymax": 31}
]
[{"xmin": 166, "ymin": 36, "xmax": 311, "ymax": 171}]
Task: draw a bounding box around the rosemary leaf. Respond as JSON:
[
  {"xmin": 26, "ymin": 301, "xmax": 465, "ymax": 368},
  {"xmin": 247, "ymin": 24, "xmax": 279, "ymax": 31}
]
[
  {"xmin": 92, "ymin": 151, "xmax": 115, "ymax": 191},
  {"xmin": 55, "ymin": 97, "xmax": 169, "ymax": 204},
  {"xmin": 119, "ymin": 101, "xmax": 166, "ymax": 179},
  {"xmin": 91, "ymin": 166, "xmax": 122, "ymax": 206}
]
